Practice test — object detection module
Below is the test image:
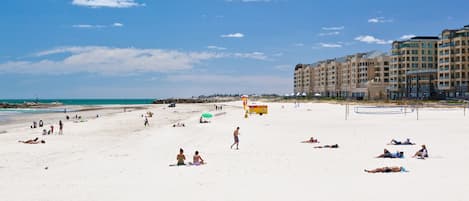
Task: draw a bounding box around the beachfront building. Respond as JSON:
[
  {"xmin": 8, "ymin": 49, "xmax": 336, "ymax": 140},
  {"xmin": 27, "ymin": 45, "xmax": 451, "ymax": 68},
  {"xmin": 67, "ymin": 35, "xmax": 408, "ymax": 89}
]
[
  {"xmin": 390, "ymin": 36, "xmax": 439, "ymax": 99},
  {"xmin": 309, "ymin": 58, "xmax": 344, "ymax": 97},
  {"xmin": 294, "ymin": 52, "xmax": 390, "ymax": 100},
  {"xmin": 368, "ymin": 55, "xmax": 391, "ymax": 99},
  {"xmin": 293, "ymin": 64, "xmax": 314, "ymax": 95},
  {"xmin": 437, "ymin": 25, "xmax": 469, "ymax": 98},
  {"xmin": 337, "ymin": 52, "xmax": 390, "ymax": 100}
]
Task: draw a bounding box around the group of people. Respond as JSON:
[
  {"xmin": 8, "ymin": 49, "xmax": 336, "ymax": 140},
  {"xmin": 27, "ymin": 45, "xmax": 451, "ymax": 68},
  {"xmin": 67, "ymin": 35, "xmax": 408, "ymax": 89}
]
[
  {"xmin": 172, "ymin": 122, "xmax": 185, "ymax": 127},
  {"xmin": 172, "ymin": 126, "xmax": 240, "ymax": 167},
  {"xmin": 30, "ymin": 120, "xmax": 44, "ymax": 129},
  {"xmin": 41, "ymin": 120, "xmax": 63, "ymax": 135},
  {"xmin": 31, "ymin": 119, "xmax": 63, "ymax": 135},
  {"xmin": 215, "ymin": 105, "xmax": 223, "ymax": 110},
  {"xmin": 175, "ymin": 148, "xmax": 205, "ymax": 166},
  {"xmin": 301, "ymin": 136, "xmax": 339, "ymax": 149},
  {"xmin": 65, "ymin": 114, "xmax": 82, "ymax": 121},
  {"xmin": 366, "ymin": 139, "xmax": 429, "ymax": 173}
]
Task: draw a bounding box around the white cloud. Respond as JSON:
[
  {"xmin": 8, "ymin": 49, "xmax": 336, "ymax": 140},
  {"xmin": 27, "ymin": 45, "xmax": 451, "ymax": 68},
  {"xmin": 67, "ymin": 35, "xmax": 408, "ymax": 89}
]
[
  {"xmin": 72, "ymin": 0, "xmax": 144, "ymax": 8},
  {"xmin": 322, "ymin": 26, "xmax": 344, "ymax": 31},
  {"xmin": 318, "ymin": 31, "xmax": 340, "ymax": 36},
  {"xmin": 165, "ymin": 73, "xmax": 291, "ymax": 94},
  {"xmin": 400, "ymin": 34, "xmax": 416, "ymax": 40},
  {"xmin": 167, "ymin": 74, "xmax": 289, "ymax": 86},
  {"xmin": 354, "ymin": 35, "xmax": 392, "ymax": 45},
  {"xmin": 272, "ymin": 52, "xmax": 283, "ymax": 57},
  {"xmin": 112, "ymin": 22, "xmax": 124, "ymax": 27},
  {"xmin": 207, "ymin": 45, "xmax": 227, "ymax": 50},
  {"xmin": 274, "ymin": 64, "xmax": 291, "ymax": 71},
  {"xmin": 368, "ymin": 17, "xmax": 393, "ymax": 23},
  {"xmin": 72, "ymin": 24, "xmax": 104, "ymax": 28},
  {"xmin": 232, "ymin": 52, "xmax": 267, "ymax": 60},
  {"xmin": 0, "ymin": 46, "xmax": 268, "ymax": 75},
  {"xmin": 220, "ymin": 33, "xmax": 244, "ymax": 38},
  {"xmin": 319, "ymin": 43, "xmax": 342, "ymax": 48},
  {"xmin": 293, "ymin": 43, "xmax": 304, "ymax": 47},
  {"xmin": 226, "ymin": 0, "xmax": 271, "ymax": 2},
  {"xmin": 72, "ymin": 22, "xmax": 124, "ymax": 29}
]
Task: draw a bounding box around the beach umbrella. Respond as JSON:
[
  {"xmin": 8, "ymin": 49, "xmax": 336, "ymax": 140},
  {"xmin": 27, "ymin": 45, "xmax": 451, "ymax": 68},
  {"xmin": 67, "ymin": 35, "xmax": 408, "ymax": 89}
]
[{"xmin": 201, "ymin": 112, "xmax": 213, "ymax": 118}]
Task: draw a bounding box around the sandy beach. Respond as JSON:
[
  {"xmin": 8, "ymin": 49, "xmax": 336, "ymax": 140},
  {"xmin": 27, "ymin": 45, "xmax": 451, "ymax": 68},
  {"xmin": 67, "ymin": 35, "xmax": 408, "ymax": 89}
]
[{"xmin": 1, "ymin": 102, "xmax": 468, "ymax": 201}]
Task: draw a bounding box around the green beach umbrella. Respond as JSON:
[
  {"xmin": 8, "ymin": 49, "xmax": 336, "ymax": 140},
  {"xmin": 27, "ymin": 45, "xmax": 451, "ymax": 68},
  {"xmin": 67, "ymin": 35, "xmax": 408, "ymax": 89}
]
[{"xmin": 201, "ymin": 112, "xmax": 213, "ymax": 118}]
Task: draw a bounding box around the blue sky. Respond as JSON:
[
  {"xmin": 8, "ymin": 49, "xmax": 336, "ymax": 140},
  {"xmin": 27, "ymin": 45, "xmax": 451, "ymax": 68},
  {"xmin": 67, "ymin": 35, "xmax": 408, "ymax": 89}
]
[{"xmin": 1, "ymin": 0, "xmax": 468, "ymax": 98}]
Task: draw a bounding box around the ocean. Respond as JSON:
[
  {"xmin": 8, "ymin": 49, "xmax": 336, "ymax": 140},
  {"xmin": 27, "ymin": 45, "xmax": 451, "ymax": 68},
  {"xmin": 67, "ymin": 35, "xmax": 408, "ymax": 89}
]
[
  {"xmin": 0, "ymin": 99, "xmax": 154, "ymax": 122},
  {"xmin": 0, "ymin": 99, "xmax": 154, "ymax": 105}
]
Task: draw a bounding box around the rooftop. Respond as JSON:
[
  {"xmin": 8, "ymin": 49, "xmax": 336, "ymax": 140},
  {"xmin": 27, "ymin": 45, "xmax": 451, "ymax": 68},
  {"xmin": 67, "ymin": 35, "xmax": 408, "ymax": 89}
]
[{"xmin": 410, "ymin": 36, "xmax": 439, "ymax": 40}]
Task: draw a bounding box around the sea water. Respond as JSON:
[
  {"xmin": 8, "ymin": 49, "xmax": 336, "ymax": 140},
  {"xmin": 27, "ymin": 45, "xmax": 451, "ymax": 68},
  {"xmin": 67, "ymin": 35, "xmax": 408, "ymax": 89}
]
[
  {"xmin": 0, "ymin": 99, "xmax": 154, "ymax": 122},
  {"xmin": 0, "ymin": 99, "xmax": 154, "ymax": 105}
]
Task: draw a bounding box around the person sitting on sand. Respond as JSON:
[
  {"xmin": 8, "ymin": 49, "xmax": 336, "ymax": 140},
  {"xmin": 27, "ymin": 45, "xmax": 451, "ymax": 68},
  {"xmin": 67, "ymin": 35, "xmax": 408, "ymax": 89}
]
[
  {"xmin": 18, "ymin": 137, "xmax": 45, "ymax": 144},
  {"xmin": 301, "ymin": 137, "xmax": 319, "ymax": 143},
  {"xmin": 176, "ymin": 148, "xmax": 186, "ymax": 166},
  {"xmin": 413, "ymin": 145, "xmax": 428, "ymax": 159},
  {"xmin": 377, "ymin": 149, "xmax": 404, "ymax": 158},
  {"xmin": 365, "ymin": 166, "xmax": 407, "ymax": 173},
  {"xmin": 314, "ymin": 144, "xmax": 339, "ymax": 149},
  {"xmin": 42, "ymin": 129, "xmax": 47, "ymax": 135},
  {"xmin": 192, "ymin": 151, "xmax": 205, "ymax": 165},
  {"xmin": 389, "ymin": 138, "xmax": 415, "ymax": 145},
  {"xmin": 199, "ymin": 116, "xmax": 209, "ymax": 124}
]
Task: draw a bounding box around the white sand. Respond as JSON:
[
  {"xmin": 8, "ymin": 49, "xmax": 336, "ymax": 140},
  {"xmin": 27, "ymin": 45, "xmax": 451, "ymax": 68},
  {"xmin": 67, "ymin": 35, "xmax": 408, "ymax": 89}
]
[{"xmin": 1, "ymin": 102, "xmax": 468, "ymax": 201}]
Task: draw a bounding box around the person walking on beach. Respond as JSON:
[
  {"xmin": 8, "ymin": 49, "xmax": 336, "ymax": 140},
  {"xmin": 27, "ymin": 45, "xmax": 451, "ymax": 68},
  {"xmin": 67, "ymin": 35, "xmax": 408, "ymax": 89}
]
[
  {"xmin": 230, "ymin": 127, "xmax": 240, "ymax": 150},
  {"xmin": 59, "ymin": 120, "xmax": 63, "ymax": 135},
  {"xmin": 50, "ymin": 125, "xmax": 54, "ymax": 134},
  {"xmin": 144, "ymin": 117, "xmax": 150, "ymax": 127}
]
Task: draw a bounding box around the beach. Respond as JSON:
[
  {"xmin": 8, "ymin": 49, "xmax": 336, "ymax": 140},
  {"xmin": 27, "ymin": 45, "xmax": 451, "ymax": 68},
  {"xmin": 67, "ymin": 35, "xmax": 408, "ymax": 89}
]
[{"xmin": 0, "ymin": 102, "xmax": 468, "ymax": 201}]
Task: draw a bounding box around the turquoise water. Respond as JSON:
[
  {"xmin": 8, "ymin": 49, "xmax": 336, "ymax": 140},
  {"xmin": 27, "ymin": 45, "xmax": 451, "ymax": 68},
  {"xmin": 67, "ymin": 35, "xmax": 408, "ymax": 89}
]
[
  {"xmin": 0, "ymin": 99, "xmax": 154, "ymax": 121},
  {"xmin": 0, "ymin": 99, "xmax": 154, "ymax": 105}
]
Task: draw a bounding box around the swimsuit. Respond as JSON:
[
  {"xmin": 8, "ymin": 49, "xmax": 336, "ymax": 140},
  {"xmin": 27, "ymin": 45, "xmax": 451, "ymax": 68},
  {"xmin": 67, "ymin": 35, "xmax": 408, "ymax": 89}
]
[{"xmin": 234, "ymin": 136, "xmax": 239, "ymax": 143}]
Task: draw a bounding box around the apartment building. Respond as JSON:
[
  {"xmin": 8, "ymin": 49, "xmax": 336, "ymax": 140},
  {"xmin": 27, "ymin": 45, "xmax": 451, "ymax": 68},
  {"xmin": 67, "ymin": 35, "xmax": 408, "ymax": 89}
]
[
  {"xmin": 293, "ymin": 64, "xmax": 313, "ymax": 95},
  {"xmin": 338, "ymin": 52, "xmax": 390, "ymax": 99},
  {"xmin": 390, "ymin": 36, "xmax": 439, "ymax": 99},
  {"xmin": 293, "ymin": 25, "xmax": 469, "ymax": 100},
  {"xmin": 438, "ymin": 25, "xmax": 469, "ymax": 97},
  {"xmin": 293, "ymin": 52, "xmax": 390, "ymax": 99}
]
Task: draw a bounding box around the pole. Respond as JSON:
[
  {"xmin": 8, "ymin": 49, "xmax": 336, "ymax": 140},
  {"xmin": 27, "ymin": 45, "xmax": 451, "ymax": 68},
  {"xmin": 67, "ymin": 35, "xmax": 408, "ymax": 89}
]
[
  {"xmin": 404, "ymin": 105, "xmax": 407, "ymax": 116},
  {"xmin": 347, "ymin": 104, "xmax": 350, "ymax": 120},
  {"xmin": 345, "ymin": 103, "xmax": 348, "ymax": 120},
  {"xmin": 464, "ymin": 103, "xmax": 466, "ymax": 117},
  {"xmin": 416, "ymin": 105, "xmax": 419, "ymax": 120}
]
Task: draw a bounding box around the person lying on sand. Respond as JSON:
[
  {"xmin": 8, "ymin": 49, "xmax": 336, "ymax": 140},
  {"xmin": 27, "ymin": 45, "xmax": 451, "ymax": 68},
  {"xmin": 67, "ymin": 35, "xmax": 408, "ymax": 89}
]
[
  {"xmin": 176, "ymin": 148, "xmax": 186, "ymax": 166},
  {"xmin": 365, "ymin": 166, "xmax": 407, "ymax": 173},
  {"xmin": 301, "ymin": 137, "xmax": 319, "ymax": 143},
  {"xmin": 413, "ymin": 145, "xmax": 428, "ymax": 159},
  {"xmin": 388, "ymin": 138, "xmax": 415, "ymax": 145},
  {"xmin": 314, "ymin": 144, "xmax": 339, "ymax": 149},
  {"xmin": 376, "ymin": 149, "xmax": 404, "ymax": 158},
  {"xmin": 191, "ymin": 151, "xmax": 205, "ymax": 165},
  {"xmin": 18, "ymin": 137, "xmax": 45, "ymax": 144}
]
